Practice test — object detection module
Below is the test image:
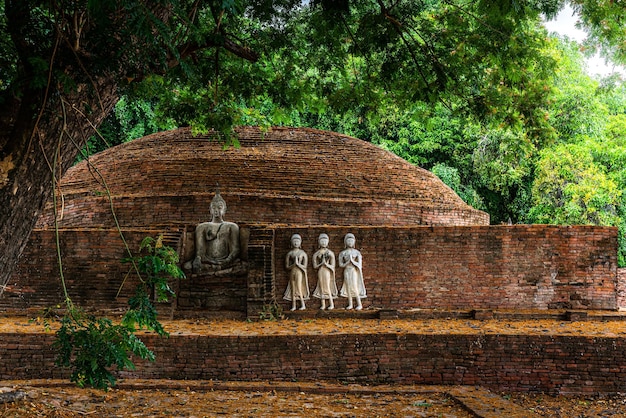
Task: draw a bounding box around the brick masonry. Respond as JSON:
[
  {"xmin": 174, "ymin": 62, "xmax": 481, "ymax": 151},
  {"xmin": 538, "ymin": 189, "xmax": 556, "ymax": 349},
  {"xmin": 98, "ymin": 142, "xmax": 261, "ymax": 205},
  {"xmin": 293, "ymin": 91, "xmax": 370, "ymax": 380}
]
[
  {"xmin": 35, "ymin": 126, "xmax": 489, "ymax": 228},
  {"xmin": 272, "ymin": 225, "xmax": 619, "ymax": 312},
  {"xmin": 2, "ymin": 331, "xmax": 626, "ymax": 395},
  {"xmin": 5, "ymin": 229, "xmax": 162, "ymax": 311},
  {"xmin": 5, "ymin": 224, "xmax": 619, "ymax": 313},
  {"xmin": 618, "ymin": 268, "xmax": 626, "ymax": 308},
  {"xmin": 15, "ymin": 126, "xmax": 618, "ymax": 315},
  {"xmin": 3, "ymin": 126, "xmax": 624, "ymax": 395}
]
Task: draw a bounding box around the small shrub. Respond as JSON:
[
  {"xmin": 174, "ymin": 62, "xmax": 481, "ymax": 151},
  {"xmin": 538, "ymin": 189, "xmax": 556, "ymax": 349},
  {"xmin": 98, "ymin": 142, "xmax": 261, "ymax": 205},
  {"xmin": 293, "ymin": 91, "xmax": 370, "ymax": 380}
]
[
  {"xmin": 259, "ymin": 302, "xmax": 284, "ymax": 321},
  {"xmin": 54, "ymin": 310, "xmax": 154, "ymax": 389},
  {"xmin": 122, "ymin": 235, "xmax": 185, "ymax": 335}
]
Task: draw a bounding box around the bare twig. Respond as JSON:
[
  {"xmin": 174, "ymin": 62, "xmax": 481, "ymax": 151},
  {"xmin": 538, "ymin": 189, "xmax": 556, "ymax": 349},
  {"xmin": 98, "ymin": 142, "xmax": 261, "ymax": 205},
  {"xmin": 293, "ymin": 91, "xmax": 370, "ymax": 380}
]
[{"xmin": 68, "ymin": 103, "xmax": 144, "ymax": 290}]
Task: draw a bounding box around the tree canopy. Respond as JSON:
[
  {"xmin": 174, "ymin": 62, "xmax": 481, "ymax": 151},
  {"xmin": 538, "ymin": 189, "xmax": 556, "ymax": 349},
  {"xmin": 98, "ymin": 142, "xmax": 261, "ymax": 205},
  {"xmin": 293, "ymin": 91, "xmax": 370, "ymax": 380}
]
[{"xmin": 2, "ymin": 0, "xmax": 626, "ymax": 283}]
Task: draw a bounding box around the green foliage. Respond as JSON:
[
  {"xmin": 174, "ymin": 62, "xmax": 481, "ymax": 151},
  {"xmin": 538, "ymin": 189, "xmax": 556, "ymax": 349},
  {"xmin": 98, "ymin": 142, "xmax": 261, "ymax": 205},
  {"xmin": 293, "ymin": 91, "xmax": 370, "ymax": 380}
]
[
  {"xmin": 528, "ymin": 143, "xmax": 621, "ymax": 226},
  {"xmin": 370, "ymin": 104, "xmax": 476, "ymax": 167},
  {"xmin": 469, "ymin": 128, "xmax": 536, "ymax": 223},
  {"xmin": 127, "ymin": 235, "xmax": 185, "ymax": 301},
  {"xmin": 573, "ymin": 0, "xmax": 626, "ymax": 64},
  {"xmin": 548, "ymin": 45, "xmax": 610, "ymax": 143},
  {"xmin": 599, "ymin": 80, "xmax": 626, "ymax": 115},
  {"xmin": 122, "ymin": 235, "xmax": 185, "ymax": 334},
  {"xmin": 550, "ymin": 85, "xmax": 608, "ymax": 141},
  {"xmin": 473, "ymin": 129, "xmax": 535, "ymax": 193},
  {"xmin": 0, "ymin": 0, "xmax": 16, "ymax": 93},
  {"xmin": 92, "ymin": 0, "xmax": 563, "ymax": 144},
  {"xmin": 54, "ymin": 235, "xmax": 184, "ymax": 389},
  {"xmin": 54, "ymin": 310, "xmax": 155, "ymax": 390},
  {"xmin": 77, "ymin": 97, "xmax": 177, "ymax": 162},
  {"xmin": 115, "ymin": 96, "xmax": 177, "ymax": 143},
  {"xmin": 431, "ymin": 163, "xmax": 485, "ymax": 211},
  {"xmin": 123, "ymin": 287, "xmax": 168, "ymax": 337},
  {"xmin": 258, "ymin": 302, "xmax": 285, "ymax": 321}
]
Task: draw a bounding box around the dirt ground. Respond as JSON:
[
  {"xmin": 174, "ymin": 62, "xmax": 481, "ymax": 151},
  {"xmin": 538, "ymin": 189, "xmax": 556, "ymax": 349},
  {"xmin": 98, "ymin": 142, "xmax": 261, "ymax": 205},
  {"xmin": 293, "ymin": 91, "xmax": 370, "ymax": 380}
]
[
  {"xmin": 4, "ymin": 313, "xmax": 626, "ymax": 337},
  {"xmin": 2, "ymin": 382, "xmax": 626, "ymax": 417},
  {"xmin": 509, "ymin": 392, "xmax": 626, "ymax": 417},
  {"xmin": 1, "ymin": 385, "xmax": 474, "ymax": 417}
]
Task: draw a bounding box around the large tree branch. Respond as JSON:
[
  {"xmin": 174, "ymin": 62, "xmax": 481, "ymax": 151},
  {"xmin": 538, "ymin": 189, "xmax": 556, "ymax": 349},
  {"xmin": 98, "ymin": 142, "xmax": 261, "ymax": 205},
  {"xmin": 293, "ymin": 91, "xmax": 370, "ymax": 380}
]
[{"xmin": 171, "ymin": 34, "xmax": 259, "ymax": 68}]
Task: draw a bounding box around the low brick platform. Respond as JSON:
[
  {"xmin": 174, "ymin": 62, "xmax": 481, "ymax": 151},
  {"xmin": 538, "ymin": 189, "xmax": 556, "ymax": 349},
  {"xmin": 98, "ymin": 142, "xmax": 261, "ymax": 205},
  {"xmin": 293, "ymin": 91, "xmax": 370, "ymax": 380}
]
[{"xmin": 1, "ymin": 314, "xmax": 626, "ymax": 396}]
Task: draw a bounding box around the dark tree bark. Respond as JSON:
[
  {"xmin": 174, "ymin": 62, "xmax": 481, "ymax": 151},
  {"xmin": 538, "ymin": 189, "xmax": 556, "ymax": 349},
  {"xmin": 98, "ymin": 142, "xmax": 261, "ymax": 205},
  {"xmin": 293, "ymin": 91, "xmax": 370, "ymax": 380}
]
[{"xmin": 0, "ymin": 77, "xmax": 118, "ymax": 289}]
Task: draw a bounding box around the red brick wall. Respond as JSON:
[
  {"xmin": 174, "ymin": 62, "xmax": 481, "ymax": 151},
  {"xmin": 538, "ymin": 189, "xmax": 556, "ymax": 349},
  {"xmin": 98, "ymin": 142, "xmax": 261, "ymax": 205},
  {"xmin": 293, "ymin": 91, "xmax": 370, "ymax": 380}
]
[
  {"xmin": 2, "ymin": 331, "xmax": 626, "ymax": 395},
  {"xmin": 0, "ymin": 333, "xmax": 66, "ymax": 380},
  {"xmin": 4, "ymin": 229, "xmax": 156, "ymax": 311},
  {"xmin": 273, "ymin": 225, "xmax": 618, "ymax": 311},
  {"xmin": 4, "ymin": 225, "xmax": 617, "ymax": 313},
  {"xmin": 35, "ymin": 127, "xmax": 490, "ymax": 229},
  {"xmin": 130, "ymin": 333, "xmax": 626, "ymax": 395},
  {"xmin": 5, "ymin": 227, "xmax": 251, "ymax": 316},
  {"xmin": 37, "ymin": 194, "xmax": 489, "ymax": 229}
]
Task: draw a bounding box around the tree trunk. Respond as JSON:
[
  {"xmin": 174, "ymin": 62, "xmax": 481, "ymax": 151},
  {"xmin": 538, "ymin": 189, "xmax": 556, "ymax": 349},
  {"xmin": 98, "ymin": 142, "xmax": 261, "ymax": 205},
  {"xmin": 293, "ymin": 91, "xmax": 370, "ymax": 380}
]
[{"xmin": 0, "ymin": 78, "xmax": 119, "ymax": 290}]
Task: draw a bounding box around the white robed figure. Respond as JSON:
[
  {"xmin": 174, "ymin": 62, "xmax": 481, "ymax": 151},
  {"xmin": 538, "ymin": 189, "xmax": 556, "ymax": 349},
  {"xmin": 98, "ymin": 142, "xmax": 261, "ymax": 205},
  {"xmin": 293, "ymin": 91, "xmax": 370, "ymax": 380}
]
[
  {"xmin": 312, "ymin": 233, "xmax": 338, "ymax": 310},
  {"xmin": 338, "ymin": 233, "xmax": 366, "ymax": 310},
  {"xmin": 283, "ymin": 234, "xmax": 309, "ymax": 310}
]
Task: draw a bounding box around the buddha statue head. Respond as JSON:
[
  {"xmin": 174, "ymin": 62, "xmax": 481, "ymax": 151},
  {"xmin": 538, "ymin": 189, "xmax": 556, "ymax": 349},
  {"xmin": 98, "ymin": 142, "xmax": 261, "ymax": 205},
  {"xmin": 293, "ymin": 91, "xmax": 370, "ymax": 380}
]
[{"xmin": 210, "ymin": 190, "xmax": 227, "ymax": 222}]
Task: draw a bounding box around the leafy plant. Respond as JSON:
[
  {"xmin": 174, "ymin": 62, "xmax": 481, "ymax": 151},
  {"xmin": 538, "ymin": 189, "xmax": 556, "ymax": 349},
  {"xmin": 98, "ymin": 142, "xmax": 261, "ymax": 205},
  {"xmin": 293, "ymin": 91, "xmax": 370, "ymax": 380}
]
[
  {"xmin": 431, "ymin": 163, "xmax": 485, "ymax": 211},
  {"xmin": 29, "ymin": 305, "xmax": 62, "ymax": 332},
  {"xmin": 259, "ymin": 302, "xmax": 285, "ymax": 321},
  {"xmin": 124, "ymin": 235, "xmax": 185, "ymax": 302},
  {"xmin": 54, "ymin": 234, "xmax": 185, "ymax": 389},
  {"xmin": 54, "ymin": 309, "xmax": 155, "ymax": 389},
  {"xmin": 121, "ymin": 234, "xmax": 185, "ymax": 336},
  {"xmin": 528, "ymin": 143, "xmax": 621, "ymax": 226}
]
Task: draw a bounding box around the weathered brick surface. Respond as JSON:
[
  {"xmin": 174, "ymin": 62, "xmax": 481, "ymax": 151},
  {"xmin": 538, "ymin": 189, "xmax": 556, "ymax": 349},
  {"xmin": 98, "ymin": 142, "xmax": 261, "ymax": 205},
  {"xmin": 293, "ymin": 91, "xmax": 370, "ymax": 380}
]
[
  {"xmin": 617, "ymin": 268, "xmax": 626, "ymax": 309},
  {"xmin": 35, "ymin": 127, "xmax": 489, "ymax": 228},
  {"xmin": 273, "ymin": 225, "xmax": 618, "ymax": 311},
  {"xmin": 5, "ymin": 225, "xmax": 618, "ymax": 313},
  {"xmin": 5, "ymin": 227, "xmax": 251, "ymax": 315},
  {"xmin": 3, "ymin": 331, "xmax": 626, "ymax": 395},
  {"xmin": 0, "ymin": 333, "xmax": 66, "ymax": 380},
  {"xmin": 132, "ymin": 333, "xmax": 626, "ymax": 395},
  {"xmin": 5, "ymin": 229, "xmax": 160, "ymax": 310},
  {"xmin": 18, "ymin": 127, "xmax": 619, "ymax": 313},
  {"xmin": 4, "ymin": 127, "xmax": 622, "ymax": 395}
]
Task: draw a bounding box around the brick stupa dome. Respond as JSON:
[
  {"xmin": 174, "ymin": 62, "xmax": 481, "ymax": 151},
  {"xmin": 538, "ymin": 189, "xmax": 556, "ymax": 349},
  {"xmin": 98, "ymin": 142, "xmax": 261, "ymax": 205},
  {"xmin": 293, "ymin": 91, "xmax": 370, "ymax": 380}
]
[{"xmin": 37, "ymin": 127, "xmax": 489, "ymax": 228}]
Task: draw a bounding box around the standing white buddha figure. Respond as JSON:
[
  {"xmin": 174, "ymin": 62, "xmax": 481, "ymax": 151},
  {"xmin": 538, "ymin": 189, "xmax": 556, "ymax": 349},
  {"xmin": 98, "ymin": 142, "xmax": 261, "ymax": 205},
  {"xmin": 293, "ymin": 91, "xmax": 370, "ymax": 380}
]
[
  {"xmin": 338, "ymin": 233, "xmax": 366, "ymax": 310},
  {"xmin": 312, "ymin": 233, "xmax": 337, "ymax": 310}
]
